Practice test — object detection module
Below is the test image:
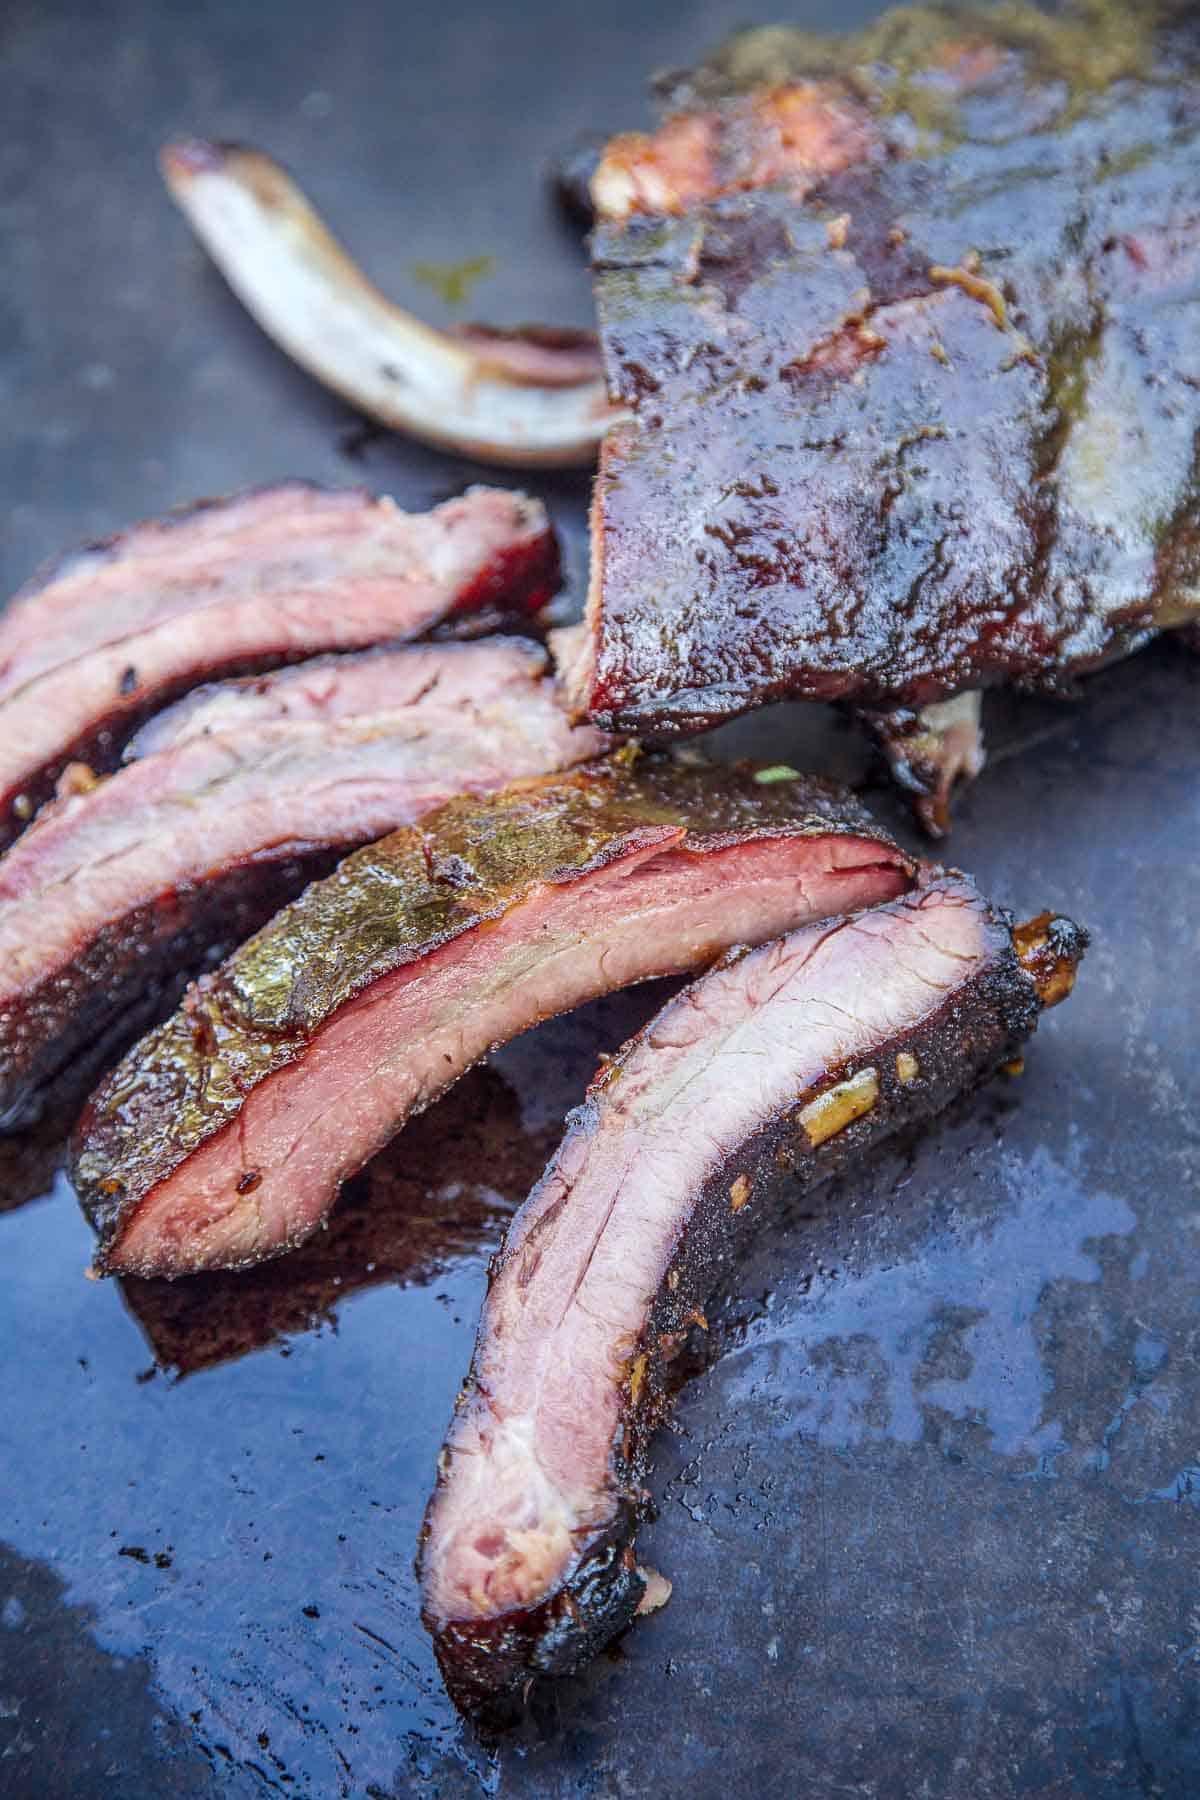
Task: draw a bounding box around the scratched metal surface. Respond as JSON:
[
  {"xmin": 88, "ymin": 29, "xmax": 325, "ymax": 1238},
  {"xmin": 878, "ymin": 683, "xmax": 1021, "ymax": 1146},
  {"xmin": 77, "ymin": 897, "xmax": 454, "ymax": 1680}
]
[{"xmin": 1, "ymin": 1, "xmax": 1198, "ymax": 1795}]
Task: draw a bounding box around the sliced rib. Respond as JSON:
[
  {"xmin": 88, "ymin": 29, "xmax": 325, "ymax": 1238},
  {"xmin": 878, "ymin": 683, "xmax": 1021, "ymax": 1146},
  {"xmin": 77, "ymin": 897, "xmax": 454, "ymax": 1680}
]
[
  {"xmin": 70, "ymin": 760, "xmax": 914, "ymax": 1278},
  {"xmin": 0, "ymin": 483, "xmax": 558, "ymax": 848},
  {"xmin": 0, "ymin": 640, "xmax": 605, "ymax": 1127},
  {"xmin": 419, "ymin": 877, "xmax": 1086, "ymax": 1712}
]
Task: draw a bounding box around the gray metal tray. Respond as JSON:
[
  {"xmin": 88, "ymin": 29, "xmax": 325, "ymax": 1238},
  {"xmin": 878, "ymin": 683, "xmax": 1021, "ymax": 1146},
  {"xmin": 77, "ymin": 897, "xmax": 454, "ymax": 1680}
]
[{"xmin": 1, "ymin": 1, "xmax": 1196, "ymax": 1794}]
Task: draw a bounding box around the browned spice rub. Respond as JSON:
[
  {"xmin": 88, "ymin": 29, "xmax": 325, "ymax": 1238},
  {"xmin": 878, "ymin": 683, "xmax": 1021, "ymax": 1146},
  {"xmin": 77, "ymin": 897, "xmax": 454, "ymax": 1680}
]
[{"xmin": 72, "ymin": 756, "xmax": 911, "ymax": 1279}]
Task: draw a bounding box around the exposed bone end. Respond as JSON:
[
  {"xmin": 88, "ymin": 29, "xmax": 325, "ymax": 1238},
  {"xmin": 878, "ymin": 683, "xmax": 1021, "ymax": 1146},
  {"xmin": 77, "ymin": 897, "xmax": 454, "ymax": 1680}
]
[
  {"xmin": 635, "ymin": 1567, "xmax": 673, "ymax": 1616},
  {"xmin": 159, "ymin": 137, "xmax": 228, "ymax": 183},
  {"xmin": 160, "ymin": 138, "xmax": 617, "ymax": 468},
  {"xmin": 862, "ymin": 691, "xmax": 986, "ymax": 838},
  {"xmin": 1014, "ymin": 912, "xmax": 1089, "ymax": 1008},
  {"xmin": 161, "ymin": 140, "xmax": 289, "ymax": 213},
  {"xmin": 548, "ymin": 621, "xmax": 597, "ymax": 722},
  {"xmin": 551, "ymin": 446, "xmax": 616, "ymax": 722}
]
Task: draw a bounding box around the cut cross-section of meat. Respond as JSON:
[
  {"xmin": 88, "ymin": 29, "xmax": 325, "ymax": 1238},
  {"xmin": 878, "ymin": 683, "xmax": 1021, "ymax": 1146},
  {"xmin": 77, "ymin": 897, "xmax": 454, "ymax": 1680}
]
[
  {"xmin": 419, "ymin": 874, "xmax": 1086, "ymax": 1714},
  {"xmin": 125, "ymin": 645, "xmax": 490, "ymax": 759},
  {"xmin": 0, "ymin": 639, "xmax": 607, "ymax": 1127},
  {"xmin": 0, "ymin": 482, "xmax": 559, "ymax": 848},
  {"xmin": 572, "ymin": 7, "xmax": 1199, "ymax": 819},
  {"xmin": 70, "ymin": 758, "xmax": 914, "ymax": 1278}
]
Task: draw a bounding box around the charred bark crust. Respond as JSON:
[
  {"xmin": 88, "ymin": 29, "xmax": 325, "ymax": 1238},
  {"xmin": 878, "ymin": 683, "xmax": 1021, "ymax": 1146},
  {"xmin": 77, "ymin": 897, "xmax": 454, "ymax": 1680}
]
[{"xmin": 582, "ymin": 21, "xmax": 1200, "ymax": 737}]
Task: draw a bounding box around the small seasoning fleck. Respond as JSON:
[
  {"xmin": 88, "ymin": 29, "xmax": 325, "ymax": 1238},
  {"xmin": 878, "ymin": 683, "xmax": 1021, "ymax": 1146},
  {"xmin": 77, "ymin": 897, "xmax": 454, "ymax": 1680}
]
[
  {"xmin": 753, "ymin": 764, "xmax": 801, "ymax": 784},
  {"xmin": 628, "ymin": 1351, "xmax": 648, "ymax": 1407},
  {"xmin": 56, "ymin": 761, "xmax": 100, "ymax": 799},
  {"xmin": 410, "ymin": 254, "xmax": 495, "ymax": 309},
  {"xmin": 236, "ymin": 1169, "xmax": 262, "ymax": 1194},
  {"xmin": 12, "ymin": 794, "xmax": 33, "ymax": 822},
  {"xmin": 730, "ymin": 1174, "xmax": 751, "ymax": 1213},
  {"xmin": 666, "ymin": 1268, "xmax": 679, "ymax": 1291},
  {"xmin": 1002, "ymin": 1056, "xmax": 1026, "ymax": 1077},
  {"xmin": 826, "ymin": 213, "xmax": 850, "ymax": 250},
  {"xmin": 302, "ymin": 1604, "xmax": 321, "ymax": 1620},
  {"xmin": 896, "ymin": 1050, "xmax": 920, "ymax": 1084},
  {"xmin": 929, "ymin": 261, "xmax": 1009, "ymax": 331},
  {"xmin": 119, "ymin": 665, "xmax": 139, "ymax": 695},
  {"xmin": 799, "ymin": 1067, "xmax": 880, "ymax": 1147}
]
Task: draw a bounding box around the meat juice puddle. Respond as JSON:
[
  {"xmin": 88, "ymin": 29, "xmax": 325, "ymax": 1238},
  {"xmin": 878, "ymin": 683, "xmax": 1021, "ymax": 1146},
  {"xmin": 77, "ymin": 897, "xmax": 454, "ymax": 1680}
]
[
  {"xmin": 0, "ymin": 985, "xmax": 1182, "ymax": 1792},
  {"xmin": 0, "ymin": 990, "xmax": 674, "ymax": 1791}
]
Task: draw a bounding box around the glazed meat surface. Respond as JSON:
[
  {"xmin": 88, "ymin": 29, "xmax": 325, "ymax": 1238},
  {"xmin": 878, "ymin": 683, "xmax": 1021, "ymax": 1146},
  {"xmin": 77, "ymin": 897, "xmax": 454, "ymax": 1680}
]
[
  {"xmin": 70, "ymin": 758, "xmax": 913, "ymax": 1278},
  {"xmin": 570, "ymin": 6, "xmax": 1200, "ymax": 735},
  {"xmin": 0, "ymin": 482, "xmax": 558, "ymax": 846},
  {"xmin": 420, "ymin": 879, "xmax": 1086, "ymax": 1713},
  {"xmin": 0, "ymin": 640, "xmax": 605, "ymax": 1126}
]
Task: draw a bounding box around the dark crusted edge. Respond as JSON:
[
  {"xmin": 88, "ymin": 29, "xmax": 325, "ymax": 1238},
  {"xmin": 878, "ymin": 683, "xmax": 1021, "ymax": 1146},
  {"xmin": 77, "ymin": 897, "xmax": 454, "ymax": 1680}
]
[
  {"xmin": 419, "ymin": 888, "xmax": 1087, "ymax": 1720},
  {"xmin": 0, "ymin": 490, "xmax": 561, "ymax": 850},
  {"xmin": 3, "ymin": 847, "xmax": 347, "ymax": 1134},
  {"xmin": 72, "ymin": 757, "xmax": 911, "ymax": 1273}
]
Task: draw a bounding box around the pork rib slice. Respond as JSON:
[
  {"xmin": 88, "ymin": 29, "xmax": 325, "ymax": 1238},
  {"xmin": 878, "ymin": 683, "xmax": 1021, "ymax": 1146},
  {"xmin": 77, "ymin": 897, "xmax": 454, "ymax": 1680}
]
[
  {"xmin": 572, "ymin": 7, "xmax": 1199, "ymax": 816},
  {"xmin": 70, "ymin": 759, "xmax": 913, "ymax": 1277},
  {"xmin": 0, "ymin": 482, "xmax": 558, "ymax": 848},
  {"xmin": 0, "ymin": 640, "xmax": 606, "ymax": 1127},
  {"xmin": 419, "ymin": 877, "xmax": 1086, "ymax": 1713},
  {"xmin": 123, "ymin": 644, "xmax": 483, "ymax": 758}
]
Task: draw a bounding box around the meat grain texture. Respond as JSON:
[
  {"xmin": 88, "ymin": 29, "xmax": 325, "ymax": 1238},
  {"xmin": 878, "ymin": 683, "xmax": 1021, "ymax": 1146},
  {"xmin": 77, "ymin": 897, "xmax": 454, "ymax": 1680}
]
[
  {"xmin": 0, "ymin": 482, "xmax": 559, "ymax": 848},
  {"xmin": 0, "ymin": 640, "xmax": 605, "ymax": 1127},
  {"xmin": 420, "ymin": 877, "xmax": 1086, "ymax": 1714},
  {"xmin": 70, "ymin": 757, "xmax": 912, "ymax": 1278}
]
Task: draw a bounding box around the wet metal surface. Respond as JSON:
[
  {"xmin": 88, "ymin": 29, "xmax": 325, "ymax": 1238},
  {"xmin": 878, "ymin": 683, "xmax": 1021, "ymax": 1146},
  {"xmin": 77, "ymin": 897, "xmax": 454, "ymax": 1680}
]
[{"xmin": 1, "ymin": 2, "xmax": 1198, "ymax": 1795}]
